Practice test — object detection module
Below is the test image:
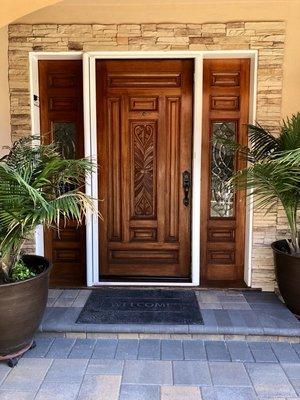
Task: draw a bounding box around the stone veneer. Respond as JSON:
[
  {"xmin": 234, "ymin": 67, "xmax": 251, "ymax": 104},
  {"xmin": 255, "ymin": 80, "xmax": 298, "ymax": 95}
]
[{"xmin": 8, "ymin": 22, "xmax": 287, "ymax": 290}]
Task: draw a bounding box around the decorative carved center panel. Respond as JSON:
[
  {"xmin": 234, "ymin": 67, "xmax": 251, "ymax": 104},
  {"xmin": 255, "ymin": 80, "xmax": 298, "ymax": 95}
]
[{"xmin": 131, "ymin": 122, "xmax": 156, "ymax": 218}]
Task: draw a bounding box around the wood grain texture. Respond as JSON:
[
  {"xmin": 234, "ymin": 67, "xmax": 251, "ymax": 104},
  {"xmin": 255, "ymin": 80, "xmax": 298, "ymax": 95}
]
[
  {"xmin": 97, "ymin": 59, "xmax": 193, "ymax": 279},
  {"xmin": 201, "ymin": 58, "xmax": 250, "ymax": 285},
  {"xmin": 39, "ymin": 60, "xmax": 86, "ymax": 287}
]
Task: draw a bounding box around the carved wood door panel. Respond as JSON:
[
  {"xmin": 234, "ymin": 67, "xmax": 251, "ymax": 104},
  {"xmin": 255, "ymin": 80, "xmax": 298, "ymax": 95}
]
[
  {"xmin": 39, "ymin": 60, "xmax": 86, "ymax": 287},
  {"xmin": 201, "ymin": 58, "xmax": 250, "ymax": 286},
  {"xmin": 97, "ymin": 59, "xmax": 193, "ymax": 279}
]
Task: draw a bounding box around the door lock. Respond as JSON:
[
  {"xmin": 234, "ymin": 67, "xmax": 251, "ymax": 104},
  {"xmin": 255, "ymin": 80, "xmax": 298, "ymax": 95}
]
[{"xmin": 182, "ymin": 170, "xmax": 191, "ymax": 207}]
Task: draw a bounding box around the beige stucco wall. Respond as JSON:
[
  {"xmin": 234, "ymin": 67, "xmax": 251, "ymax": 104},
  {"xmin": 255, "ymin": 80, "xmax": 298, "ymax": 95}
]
[
  {"xmin": 0, "ymin": 26, "xmax": 11, "ymax": 157},
  {"xmin": 0, "ymin": 0, "xmax": 60, "ymax": 27}
]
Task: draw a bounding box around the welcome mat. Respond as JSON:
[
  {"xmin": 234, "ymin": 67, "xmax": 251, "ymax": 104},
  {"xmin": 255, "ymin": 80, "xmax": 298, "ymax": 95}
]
[{"xmin": 76, "ymin": 288, "xmax": 203, "ymax": 325}]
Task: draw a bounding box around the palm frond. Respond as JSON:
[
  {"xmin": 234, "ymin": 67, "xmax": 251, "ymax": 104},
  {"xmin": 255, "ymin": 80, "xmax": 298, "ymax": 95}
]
[
  {"xmin": 224, "ymin": 114, "xmax": 300, "ymax": 254},
  {"xmin": 0, "ymin": 136, "xmax": 99, "ymax": 275}
]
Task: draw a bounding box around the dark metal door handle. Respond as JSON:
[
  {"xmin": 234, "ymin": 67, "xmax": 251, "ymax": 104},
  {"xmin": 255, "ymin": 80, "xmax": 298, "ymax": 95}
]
[{"xmin": 182, "ymin": 170, "xmax": 191, "ymax": 207}]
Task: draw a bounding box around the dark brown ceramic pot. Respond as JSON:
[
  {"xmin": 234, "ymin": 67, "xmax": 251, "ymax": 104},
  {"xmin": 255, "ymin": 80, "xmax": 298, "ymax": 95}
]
[
  {"xmin": 0, "ymin": 255, "xmax": 51, "ymax": 357},
  {"xmin": 272, "ymin": 240, "xmax": 300, "ymax": 316}
]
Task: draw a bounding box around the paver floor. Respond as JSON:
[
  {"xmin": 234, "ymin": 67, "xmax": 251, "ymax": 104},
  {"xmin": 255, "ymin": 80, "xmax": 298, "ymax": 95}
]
[
  {"xmin": 41, "ymin": 289, "xmax": 300, "ymax": 337},
  {"xmin": 0, "ymin": 338, "xmax": 300, "ymax": 399}
]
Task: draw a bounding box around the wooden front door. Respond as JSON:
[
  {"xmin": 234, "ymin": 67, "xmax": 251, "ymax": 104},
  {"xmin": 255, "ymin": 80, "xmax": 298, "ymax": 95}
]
[
  {"xmin": 39, "ymin": 60, "xmax": 86, "ymax": 287},
  {"xmin": 201, "ymin": 58, "xmax": 250, "ymax": 286},
  {"xmin": 97, "ymin": 59, "xmax": 193, "ymax": 280}
]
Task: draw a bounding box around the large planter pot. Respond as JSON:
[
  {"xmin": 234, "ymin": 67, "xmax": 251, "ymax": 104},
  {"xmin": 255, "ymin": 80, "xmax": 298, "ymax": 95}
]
[
  {"xmin": 0, "ymin": 255, "xmax": 51, "ymax": 361},
  {"xmin": 272, "ymin": 240, "xmax": 300, "ymax": 316}
]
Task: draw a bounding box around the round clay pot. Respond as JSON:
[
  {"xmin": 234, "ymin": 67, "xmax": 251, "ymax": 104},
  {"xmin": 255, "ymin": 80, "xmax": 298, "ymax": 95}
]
[
  {"xmin": 272, "ymin": 240, "xmax": 300, "ymax": 316},
  {"xmin": 0, "ymin": 255, "xmax": 51, "ymax": 357}
]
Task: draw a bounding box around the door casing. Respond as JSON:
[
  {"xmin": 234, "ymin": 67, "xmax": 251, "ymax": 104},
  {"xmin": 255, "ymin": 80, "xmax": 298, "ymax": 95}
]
[{"xmin": 29, "ymin": 50, "xmax": 257, "ymax": 287}]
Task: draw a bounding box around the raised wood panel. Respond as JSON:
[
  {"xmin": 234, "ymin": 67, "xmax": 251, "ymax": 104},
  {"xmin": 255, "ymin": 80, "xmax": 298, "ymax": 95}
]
[
  {"xmin": 211, "ymin": 72, "xmax": 240, "ymax": 87},
  {"xmin": 201, "ymin": 59, "xmax": 250, "ymax": 285},
  {"xmin": 130, "ymin": 121, "xmax": 157, "ymax": 219},
  {"xmin": 97, "ymin": 59, "xmax": 193, "ymax": 279},
  {"xmin": 208, "ymin": 228, "xmax": 235, "ymax": 242},
  {"xmin": 53, "ymin": 249, "xmax": 81, "ymax": 262},
  {"xmin": 129, "ymin": 97, "xmax": 158, "ymax": 111},
  {"xmin": 210, "ymin": 96, "xmax": 239, "ymax": 111},
  {"xmin": 39, "ymin": 60, "xmax": 86, "ymax": 287},
  {"xmin": 165, "ymin": 97, "xmax": 180, "ymax": 242},
  {"xmin": 107, "ymin": 73, "xmax": 182, "ymax": 87},
  {"xmin": 109, "ymin": 250, "xmax": 178, "ymax": 263},
  {"xmin": 130, "ymin": 228, "xmax": 157, "ymax": 242},
  {"xmin": 49, "ymin": 97, "xmax": 77, "ymax": 111},
  {"xmin": 48, "ymin": 73, "xmax": 77, "ymax": 88},
  {"xmin": 207, "ymin": 250, "xmax": 235, "ymax": 264},
  {"xmin": 53, "ymin": 227, "xmax": 80, "ymax": 241},
  {"xmin": 108, "ymin": 98, "xmax": 122, "ymax": 241}
]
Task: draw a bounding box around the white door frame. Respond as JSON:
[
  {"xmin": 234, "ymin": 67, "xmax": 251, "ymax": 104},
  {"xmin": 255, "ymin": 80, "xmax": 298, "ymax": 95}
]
[{"xmin": 29, "ymin": 49, "xmax": 257, "ymax": 287}]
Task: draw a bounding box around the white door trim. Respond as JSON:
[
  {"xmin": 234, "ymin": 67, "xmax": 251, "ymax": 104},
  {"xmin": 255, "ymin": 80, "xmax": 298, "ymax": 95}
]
[{"xmin": 29, "ymin": 49, "xmax": 257, "ymax": 287}]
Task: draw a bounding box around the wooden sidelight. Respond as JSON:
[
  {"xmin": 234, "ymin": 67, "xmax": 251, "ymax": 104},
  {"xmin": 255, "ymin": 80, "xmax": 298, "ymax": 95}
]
[
  {"xmin": 38, "ymin": 60, "xmax": 86, "ymax": 287},
  {"xmin": 96, "ymin": 59, "xmax": 194, "ymax": 280},
  {"xmin": 201, "ymin": 58, "xmax": 250, "ymax": 286}
]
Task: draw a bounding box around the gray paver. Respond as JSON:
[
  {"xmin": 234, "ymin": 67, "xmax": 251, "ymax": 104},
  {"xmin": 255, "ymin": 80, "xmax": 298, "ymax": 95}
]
[
  {"xmin": 281, "ymin": 363, "xmax": 300, "ymax": 380},
  {"xmin": 173, "ymin": 361, "xmax": 211, "ymax": 385},
  {"xmin": 227, "ymin": 341, "xmax": 254, "ymax": 362},
  {"xmin": 115, "ymin": 339, "xmax": 139, "ymax": 360},
  {"xmin": 138, "ymin": 340, "xmax": 161, "ymax": 360},
  {"xmin": 183, "ymin": 340, "xmax": 206, "ymax": 360},
  {"xmin": 201, "ymin": 386, "xmax": 257, "ymax": 400},
  {"xmin": 77, "ymin": 374, "xmax": 121, "ymax": 400},
  {"xmin": 41, "ymin": 307, "xmax": 82, "ymax": 331},
  {"xmin": 293, "ymin": 343, "xmax": 300, "ymax": 357},
  {"xmin": 222, "ymin": 302, "xmax": 251, "ymax": 310},
  {"xmin": 45, "ymin": 337, "xmax": 75, "ymax": 358},
  {"xmin": 92, "ymin": 339, "xmax": 118, "ymax": 359},
  {"xmin": 198, "ymin": 301, "xmax": 223, "ymax": 310},
  {"xmin": 43, "ymin": 288, "xmax": 300, "ymax": 336},
  {"xmin": 201, "ymin": 310, "xmax": 218, "ymax": 329},
  {"xmin": 214, "ymin": 309, "xmax": 233, "ymax": 330},
  {"xmin": 245, "ymin": 362, "xmax": 297, "ymax": 397},
  {"xmin": 0, "ymin": 358, "xmax": 52, "ymax": 391},
  {"xmin": 68, "ymin": 338, "xmax": 96, "ymax": 359},
  {"xmin": 0, "ymin": 364, "xmax": 10, "ymax": 386},
  {"xmin": 209, "ymin": 362, "xmax": 252, "ymax": 387},
  {"xmin": 281, "ymin": 364, "xmax": 300, "ymax": 396},
  {"xmin": 205, "ymin": 340, "xmax": 231, "ymax": 361},
  {"xmin": 86, "ymin": 359, "xmax": 123, "ymax": 375},
  {"xmin": 35, "ymin": 381, "xmax": 80, "ymax": 400},
  {"xmin": 23, "ymin": 338, "xmax": 55, "ymax": 358},
  {"xmin": 197, "ymin": 292, "xmax": 220, "ymax": 303},
  {"xmin": 119, "ymin": 384, "xmax": 160, "ymax": 400},
  {"xmin": 60, "ymin": 289, "xmax": 80, "ymax": 299},
  {"xmin": 48, "ymin": 289, "xmax": 63, "ymax": 300},
  {"xmin": 161, "ymin": 340, "xmax": 184, "ymax": 360},
  {"xmin": 248, "ymin": 341, "xmax": 278, "ymax": 363},
  {"xmin": 122, "ymin": 360, "xmax": 172, "ymax": 385},
  {"xmin": 0, "ymin": 390, "xmax": 36, "ymax": 400},
  {"xmin": 44, "ymin": 359, "xmax": 88, "ymax": 382},
  {"xmin": 271, "ymin": 342, "xmax": 300, "ymax": 363},
  {"xmin": 72, "ymin": 290, "xmax": 91, "ymax": 307},
  {"xmin": 161, "ymin": 386, "xmax": 202, "ymax": 399}
]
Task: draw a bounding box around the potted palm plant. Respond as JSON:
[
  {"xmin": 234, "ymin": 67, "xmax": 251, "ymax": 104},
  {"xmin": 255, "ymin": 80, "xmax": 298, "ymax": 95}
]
[
  {"xmin": 0, "ymin": 136, "xmax": 95, "ymax": 366},
  {"xmin": 222, "ymin": 113, "xmax": 300, "ymax": 315}
]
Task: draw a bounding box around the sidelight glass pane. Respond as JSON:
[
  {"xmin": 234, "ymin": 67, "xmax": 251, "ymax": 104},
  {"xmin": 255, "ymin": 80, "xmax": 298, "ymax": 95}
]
[
  {"xmin": 52, "ymin": 122, "xmax": 76, "ymax": 159},
  {"xmin": 210, "ymin": 121, "xmax": 236, "ymax": 218}
]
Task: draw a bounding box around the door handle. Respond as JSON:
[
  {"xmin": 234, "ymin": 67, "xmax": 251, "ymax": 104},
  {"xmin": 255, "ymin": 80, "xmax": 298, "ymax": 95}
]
[{"xmin": 182, "ymin": 170, "xmax": 191, "ymax": 207}]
